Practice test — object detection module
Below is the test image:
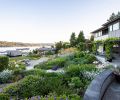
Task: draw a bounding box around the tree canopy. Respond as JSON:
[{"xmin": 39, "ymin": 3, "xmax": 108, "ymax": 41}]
[
  {"xmin": 77, "ymin": 31, "xmax": 85, "ymax": 44},
  {"xmin": 107, "ymin": 11, "xmax": 120, "ymax": 21},
  {"xmin": 70, "ymin": 32, "xmax": 77, "ymax": 47}
]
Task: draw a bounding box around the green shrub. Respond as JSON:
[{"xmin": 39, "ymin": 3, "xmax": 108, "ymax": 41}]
[
  {"xmin": 74, "ymin": 51, "xmax": 86, "ymax": 58},
  {"xmin": 0, "ymin": 70, "xmax": 13, "ymax": 83},
  {"xmin": 65, "ymin": 64, "xmax": 97, "ymax": 77},
  {"xmin": 3, "ymin": 83, "xmax": 18, "ymax": 96},
  {"xmin": 45, "ymin": 51, "xmax": 54, "ymax": 55},
  {"xmin": 68, "ymin": 94, "xmax": 82, "ymax": 100},
  {"xmin": 65, "ymin": 64, "xmax": 97, "ymax": 94},
  {"xmin": 69, "ymin": 77, "xmax": 82, "ymax": 88},
  {"xmin": 35, "ymin": 57, "xmax": 67, "ymax": 70},
  {"xmin": 22, "ymin": 69, "xmax": 46, "ymax": 77},
  {"xmin": 84, "ymin": 54, "xmax": 96, "ymax": 63},
  {"xmin": 0, "ymin": 93, "xmax": 9, "ymax": 100},
  {"xmin": 64, "ymin": 52, "xmax": 96, "ymax": 66},
  {"xmin": 75, "ymin": 52, "xmax": 96, "ymax": 63},
  {"xmin": 0, "ymin": 56, "xmax": 9, "ymax": 72},
  {"xmin": 4, "ymin": 75, "xmax": 71, "ymax": 98},
  {"xmin": 25, "ymin": 94, "xmax": 81, "ymax": 100}
]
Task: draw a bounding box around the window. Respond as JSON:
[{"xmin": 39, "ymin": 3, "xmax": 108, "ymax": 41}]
[
  {"xmin": 100, "ymin": 31, "xmax": 102, "ymax": 36},
  {"xmin": 113, "ymin": 22, "xmax": 119, "ymax": 31},
  {"xmin": 109, "ymin": 25, "xmax": 113, "ymax": 32},
  {"xmin": 98, "ymin": 31, "xmax": 102, "ymax": 37},
  {"xmin": 96, "ymin": 33, "xmax": 98, "ymax": 37}
]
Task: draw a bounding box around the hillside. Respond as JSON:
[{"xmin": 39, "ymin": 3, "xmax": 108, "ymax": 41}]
[{"xmin": 0, "ymin": 41, "xmax": 54, "ymax": 47}]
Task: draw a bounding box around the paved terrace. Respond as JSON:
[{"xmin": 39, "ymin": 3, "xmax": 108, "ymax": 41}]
[
  {"xmin": 96, "ymin": 55, "xmax": 120, "ymax": 67},
  {"xmin": 84, "ymin": 70, "xmax": 120, "ymax": 100}
]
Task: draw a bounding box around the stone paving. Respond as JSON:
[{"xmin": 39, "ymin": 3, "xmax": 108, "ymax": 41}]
[
  {"xmin": 96, "ymin": 55, "xmax": 120, "ymax": 67},
  {"xmin": 102, "ymin": 81, "xmax": 120, "ymax": 100}
]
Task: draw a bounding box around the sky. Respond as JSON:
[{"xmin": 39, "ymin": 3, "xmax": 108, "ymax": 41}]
[{"xmin": 0, "ymin": 0, "xmax": 120, "ymax": 43}]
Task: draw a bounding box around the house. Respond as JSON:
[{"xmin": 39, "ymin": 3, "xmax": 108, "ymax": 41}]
[
  {"xmin": 7, "ymin": 50, "xmax": 22, "ymax": 57},
  {"xmin": 91, "ymin": 15, "xmax": 120, "ymax": 61}
]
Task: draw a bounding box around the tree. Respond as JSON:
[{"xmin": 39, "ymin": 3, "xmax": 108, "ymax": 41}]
[
  {"xmin": 55, "ymin": 41, "xmax": 63, "ymax": 53},
  {"xmin": 117, "ymin": 11, "xmax": 120, "ymax": 17},
  {"xmin": 0, "ymin": 56, "xmax": 9, "ymax": 72},
  {"xmin": 87, "ymin": 35, "xmax": 94, "ymax": 52},
  {"xmin": 76, "ymin": 31, "xmax": 86, "ymax": 51},
  {"xmin": 77, "ymin": 31, "xmax": 85, "ymax": 44},
  {"xmin": 77, "ymin": 42, "xmax": 85, "ymax": 51},
  {"xmin": 62, "ymin": 42, "xmax": 70, "ymax": 49},
  {"xmin": 70, "ymin": 32, "xmax": 77, "ymax": 47},
  {"xmin": 90, "ymin": 35, "xmax": 94, "ymax": 41},
  {"xmin": 108, "ymin": 13, "xmax": 116, "ymax": 21}
]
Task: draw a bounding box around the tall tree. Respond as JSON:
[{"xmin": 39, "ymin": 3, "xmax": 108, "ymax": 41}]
[
  {"xmin": 90, "ymin": 35, "xmax": 94, "ymax": 41},
  {"xmin": 108, "ymin": 13, "xmax": 116, "ymax": 21},
  {"xmin": 77, "ymin": 31, "xmax": 85, "ymax": 44},
  {"xmin": 117, "ymin": 11, "xmax": 120, "ymax": 17},
  {"xmin": 87, "ymin": 35, "xmax": 94, "ymax": 52},
  {"xmin": 55, "ymin": 41, "xmax": 63, "ymax": 53},
  {"xmin": 70, "ymin": 32, "xmax": 76, "ymax": 47}
]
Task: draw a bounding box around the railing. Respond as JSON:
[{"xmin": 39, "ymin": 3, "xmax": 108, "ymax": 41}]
[
  {"xmin": 94, "ymin": 29, "xmax": 120, "ymax": 41},
  {"xmin": 109, "ymin": 29, "xmax": 120, "ymax": 38},
  {"xmin": 94, "ymin": 34, "xmax": 108, "ymax": 41}
]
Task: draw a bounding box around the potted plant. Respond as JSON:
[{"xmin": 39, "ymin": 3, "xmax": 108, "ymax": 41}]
[{"xmin": 112, "ymin": 65, "xmax": 120, "ymax": 83}]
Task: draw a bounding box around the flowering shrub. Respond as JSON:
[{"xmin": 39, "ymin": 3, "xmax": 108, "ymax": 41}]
[{"xmin": 0, "ymin": 70, "xmax": 13, "ymax": 83}]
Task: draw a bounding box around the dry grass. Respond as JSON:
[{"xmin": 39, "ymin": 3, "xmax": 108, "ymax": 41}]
[{"xmin": 59, "ymin": 47, "xmax": 78, "ymax": 54}]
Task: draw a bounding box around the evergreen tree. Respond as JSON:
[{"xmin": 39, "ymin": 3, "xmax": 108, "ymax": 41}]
[
  {"xmin": 70, "ymin": 32, "xmax": 76, "ymax": 47},
  {"xmin": 77, "ymin": 31, "xmax": 85, "ymax": 44},
  {"xmin": 108, "ymin": 13, "xmax": 116, "ymax": 21},
  {"xmin": 117, "ymin": 11, "xmax": 120, "ymax": 17},
  {"xmin": 90, "ymin": 35, "xmax": 94, "ymax": 41}
]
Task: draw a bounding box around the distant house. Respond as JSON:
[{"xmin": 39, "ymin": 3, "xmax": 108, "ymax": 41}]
[{"xmin": 7, "ymin": 50, "xmax": 22, "ymax": 57}]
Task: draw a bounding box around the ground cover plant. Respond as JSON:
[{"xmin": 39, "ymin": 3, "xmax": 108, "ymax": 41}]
[{"xmin": 34, "ymin": 57, "xmax": 67, "ymax": 70}]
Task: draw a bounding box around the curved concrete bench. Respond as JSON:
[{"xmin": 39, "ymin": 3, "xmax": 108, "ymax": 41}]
[{"xmin": 84, "ymin": 70, "xmax": 115, "ymax": 100}]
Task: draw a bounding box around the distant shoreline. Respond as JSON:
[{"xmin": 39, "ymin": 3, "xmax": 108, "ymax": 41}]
[{"xmin": 0, "ymin": 41, "xmax": 54, "ymax": 47}]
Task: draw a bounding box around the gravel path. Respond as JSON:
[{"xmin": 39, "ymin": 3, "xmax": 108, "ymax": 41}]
[{"xmin": 26, "ymin": 57, "xmax": 49, "ymax": 70}]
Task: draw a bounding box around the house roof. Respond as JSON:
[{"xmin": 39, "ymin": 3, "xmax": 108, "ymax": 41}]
[
  {"xmin": 91, "ymin": 26, "xmax": 107, "ymax": 33},
  {"xmin": 102, "ymin": 16, "xmax": 120, "ymax": 26},
  {"xmin": 92, "ymin": 16, "xmax": 120, "ymax": 34}
]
